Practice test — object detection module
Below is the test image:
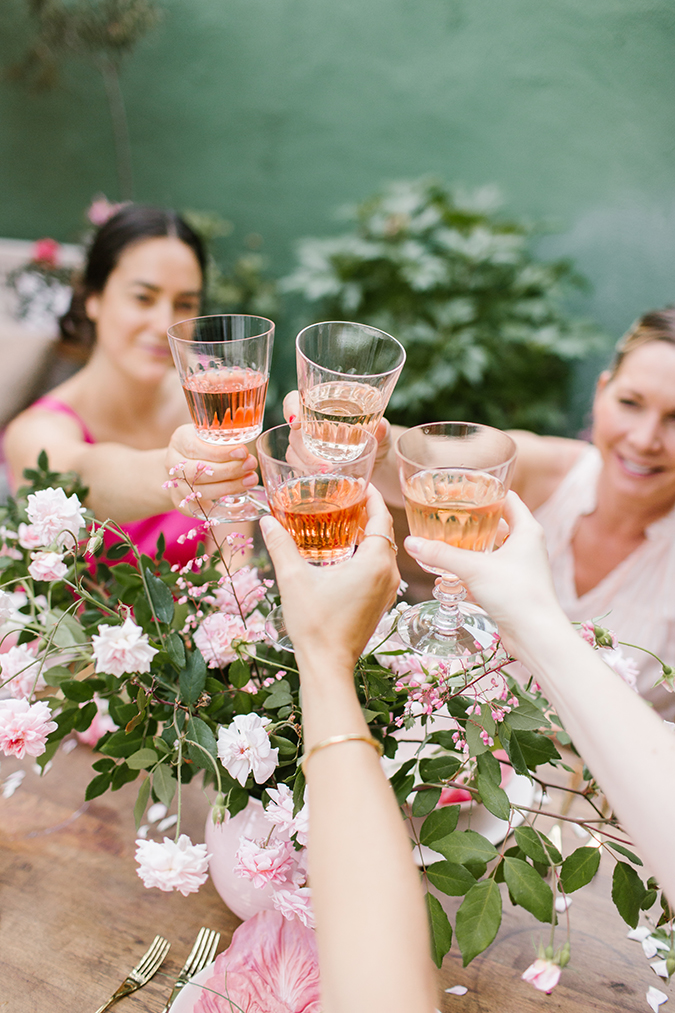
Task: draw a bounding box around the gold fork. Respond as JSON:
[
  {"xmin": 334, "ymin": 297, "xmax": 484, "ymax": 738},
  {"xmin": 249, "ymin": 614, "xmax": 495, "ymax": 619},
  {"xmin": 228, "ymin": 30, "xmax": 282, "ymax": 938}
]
[
  {"xmin": 94, "ymin": 934, "xmax": 171, "ymax": 1013},
  {"xmin": 159, "ymin": 926, "xmax": 221, "ymax": 1012}
]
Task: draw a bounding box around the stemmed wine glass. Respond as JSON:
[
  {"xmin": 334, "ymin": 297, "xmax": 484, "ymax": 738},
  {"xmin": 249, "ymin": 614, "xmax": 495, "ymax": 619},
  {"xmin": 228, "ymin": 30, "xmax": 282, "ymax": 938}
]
[
  {"xmin": 168, "ymin": 314, "xmax": 274, "ymax": 522},
  {"xmin": 296, "ymin": 321, "xmax": 405, "ymax": 462},
  {"xmin": 395, "ymin": 422, "xmax": 517, "ymax": 659},
  {"xmin": 257, "ymin": 423, "xmax": 379, "ymax": 650}
]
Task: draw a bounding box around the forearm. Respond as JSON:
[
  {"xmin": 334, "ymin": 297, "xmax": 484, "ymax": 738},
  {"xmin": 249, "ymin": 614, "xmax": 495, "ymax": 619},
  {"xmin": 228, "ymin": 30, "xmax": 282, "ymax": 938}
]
[
  {"xmin": 511, "ymin": 611, "xmax": 675, "ymax": 903},
  {"xmin": 299, "ymin": 651, "xmax": 436, "ymax": 1013}
]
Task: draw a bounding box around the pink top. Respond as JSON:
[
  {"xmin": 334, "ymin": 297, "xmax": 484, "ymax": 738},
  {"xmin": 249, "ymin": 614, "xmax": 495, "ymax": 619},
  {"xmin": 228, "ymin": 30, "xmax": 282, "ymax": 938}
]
[
  {"xmin": 30, "ymin": 396, "xmax": 200, "ymax": 567},
  {"xmin": 534, "ymin": 444, "xmax": 675, "ymax": 719}
]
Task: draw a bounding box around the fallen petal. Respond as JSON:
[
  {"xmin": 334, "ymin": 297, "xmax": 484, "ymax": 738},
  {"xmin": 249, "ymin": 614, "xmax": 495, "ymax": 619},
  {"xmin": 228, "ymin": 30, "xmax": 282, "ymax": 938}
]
[
  {"xmin": 646, "ymin": 985, "xmax": 668, "ymax": 1012},
  {"xmin": 643, "ymin": 938, "xmax": 660, "ymax": 959},
  {"xmin": 650, "ymin": 961, "xmax": 669, "ymax": 979},
  {"xmin": 446, "ymin": 985, "xmax": 468, "ymax": 995},
  {"xmin": 555, "ymin": 896, "xmax": 573, "ymax": 913},
  {"xmin": 628, "ymin": 927, "xmax": 653, "ymax": 942}
]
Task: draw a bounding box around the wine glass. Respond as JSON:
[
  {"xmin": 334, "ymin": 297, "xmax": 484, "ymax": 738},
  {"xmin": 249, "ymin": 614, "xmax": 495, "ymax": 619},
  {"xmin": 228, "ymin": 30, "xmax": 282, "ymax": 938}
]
[
  {"xmin": 395, "ymin": 422, "xmax": 517, "ymax": 660},
  {"xmin": 168, "ymin": 314, "xmax": 274, "ymax": 522},
  {"xmin": 296, "ymin": 321, "xmax": 406, "ymax": 462},
  {"xmin": 257, "ymin": 423, "xmax": 378, "ymax": 650}
]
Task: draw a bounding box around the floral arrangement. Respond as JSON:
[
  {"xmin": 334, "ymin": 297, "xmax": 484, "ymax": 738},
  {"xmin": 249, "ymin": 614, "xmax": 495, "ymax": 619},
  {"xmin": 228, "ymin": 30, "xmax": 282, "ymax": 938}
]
[
  {"xmin": 6, "ymin": 237, "xmax": 74, "ymax": 331},
  {"xmin": 0, "ymin": 456, "xmax": 673, "ymax": 997}
]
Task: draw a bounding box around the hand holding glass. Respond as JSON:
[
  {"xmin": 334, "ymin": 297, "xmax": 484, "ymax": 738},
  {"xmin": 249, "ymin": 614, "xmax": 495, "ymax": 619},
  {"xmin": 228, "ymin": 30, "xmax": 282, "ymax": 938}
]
[
  {"xmin": 396, "ymin": 422, "xmax": 517, "ymax": 659},
  {"xmin": 296, "ymin": 321, "xmax": 405, "ymax": 462},
  {"xmin": 168, "ymin": 314, "xmax": 274, "ymax": 522}
]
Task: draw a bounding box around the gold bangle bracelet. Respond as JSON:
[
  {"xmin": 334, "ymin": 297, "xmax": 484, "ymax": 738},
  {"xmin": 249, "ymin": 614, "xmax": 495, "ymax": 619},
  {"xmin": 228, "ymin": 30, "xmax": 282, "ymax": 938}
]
[{"xmin": 300, "ymin": 733, "xmax": 384, "ymax": 775}]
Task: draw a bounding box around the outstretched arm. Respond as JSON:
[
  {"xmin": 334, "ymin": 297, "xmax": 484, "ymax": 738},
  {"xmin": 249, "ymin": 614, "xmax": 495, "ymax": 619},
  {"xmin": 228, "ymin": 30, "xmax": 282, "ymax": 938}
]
[
  {"xmin": 260, "ymin": 487, "xmax": 436, "ymax": 1013},
  {"xmin": 405, "ymin": 492, "xmax": 675, "ymax": 904}
]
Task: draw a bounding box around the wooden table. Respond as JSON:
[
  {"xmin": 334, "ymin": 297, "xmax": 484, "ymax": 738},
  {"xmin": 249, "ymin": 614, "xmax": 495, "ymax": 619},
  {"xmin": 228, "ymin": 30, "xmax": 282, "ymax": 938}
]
[{"xmin": 0, "ymin": 744, "xmax": 668, "ymax": 1012}]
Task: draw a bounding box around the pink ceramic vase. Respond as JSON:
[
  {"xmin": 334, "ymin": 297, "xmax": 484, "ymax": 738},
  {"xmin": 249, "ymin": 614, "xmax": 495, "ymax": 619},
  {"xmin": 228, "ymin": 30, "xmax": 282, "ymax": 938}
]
[{"xmin": 204, "ymin": 798, "xmax": 278, "ymax": 920}]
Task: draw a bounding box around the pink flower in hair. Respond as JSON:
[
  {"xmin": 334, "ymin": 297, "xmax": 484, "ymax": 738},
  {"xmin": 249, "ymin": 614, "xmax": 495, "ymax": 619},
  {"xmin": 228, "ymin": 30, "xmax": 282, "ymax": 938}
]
[{"xmin": 87, "ymin": 195, "xmax": 126, "ymax": 227}]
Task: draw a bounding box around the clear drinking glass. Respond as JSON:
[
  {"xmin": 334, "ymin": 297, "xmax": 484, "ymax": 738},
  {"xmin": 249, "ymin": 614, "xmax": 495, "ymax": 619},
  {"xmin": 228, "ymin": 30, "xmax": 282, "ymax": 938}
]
[
  {"xmin": 168, "ymin": 314, "xmax": 274, "ymax": 522},
  {"xmin": 296, "ymin": 320, "xmax": 405, "ymax": 462},
  {"xmin": 396, "ymin": 422, "xmax": 517, "ymax": 660},
  {"xmin": 257, "ymin": 423, "xmax": 378, "ymax": 649}
]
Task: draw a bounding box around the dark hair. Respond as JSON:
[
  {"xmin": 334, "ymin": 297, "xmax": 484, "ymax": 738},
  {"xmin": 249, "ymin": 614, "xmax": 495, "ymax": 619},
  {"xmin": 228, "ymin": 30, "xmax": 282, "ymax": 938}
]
[
  {"xmin": 58, "ymin": 205, "xmax": 206, "ymax": 360},
  {"xmin": 609, "ymin": 307, "xmax": 675, "ymax": 378}
]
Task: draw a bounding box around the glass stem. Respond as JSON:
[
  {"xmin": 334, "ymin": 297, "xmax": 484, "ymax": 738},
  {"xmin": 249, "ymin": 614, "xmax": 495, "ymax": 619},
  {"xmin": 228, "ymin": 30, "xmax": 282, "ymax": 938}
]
[{"xmin": 431, "ymin": 572, "xmax": 467, "ymax": 637}]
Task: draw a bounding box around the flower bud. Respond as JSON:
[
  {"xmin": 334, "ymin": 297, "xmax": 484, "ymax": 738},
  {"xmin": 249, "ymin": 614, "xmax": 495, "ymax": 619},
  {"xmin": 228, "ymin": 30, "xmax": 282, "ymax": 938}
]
[
  {"xmin": 211, "ymin": 792, "xmax": 228, "ymax": 826},
  {"xmin": 86, "ymin": 530, "xmax": 104, "ymax": 556},
  {"xmin": 544, "ymin": 945, "xmax": 554, "ymax": 960},
  {"xmin": 593, "ymin": 625, "xmax": 616, "ymax": 649},
  {"xmin": 666, "ymin": 950, "xmax": 675, "ymax": 978},
  {"xmin": 559, "ymin": 941, "xmax": 571, "ymax": 968}
]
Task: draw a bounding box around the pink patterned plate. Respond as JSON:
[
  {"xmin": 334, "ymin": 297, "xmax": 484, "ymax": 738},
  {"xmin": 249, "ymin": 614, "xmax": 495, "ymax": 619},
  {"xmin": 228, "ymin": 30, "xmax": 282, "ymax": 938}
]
[{"xmin": 169, "ymin": 961, "xmax": 216, "ymax": 1013}]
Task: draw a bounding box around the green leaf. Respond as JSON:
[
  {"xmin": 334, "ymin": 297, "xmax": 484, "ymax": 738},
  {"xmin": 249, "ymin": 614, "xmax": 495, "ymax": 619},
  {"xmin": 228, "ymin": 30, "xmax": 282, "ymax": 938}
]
[
  {"xmin": 229, "ymin": 658, "xmax": 251, "ymax": 689},
  {"xmin": 612, "ymin": 862, "xmax": 647, "ymax": 928},
  {"xmin": 144, "ymin": 567, "xmax": 175, "ymax": 624},
  {"xmin": 504, "ymin": 857, "xmax": 555, "ymax": 923},
  {"xmin": 426, "ymin": 860, "xmax": 476, "ymax": 896},
  {"xmin": 292, "ymin": 767, "xmax": 306, "ymax": 816},
  {"xmin": 476, "ymin": 774, "xmax": 511, "ymax": 820},
  {"xmin": 186, "ymin": 717, "xmax": 218, "ymax": 770},
  {"xmin": 419, "ymin": 805, "xmax": 460, "ymax": 846},
  {"xmin": 419, "ymin": 755, "xmax": 461, "ymax": 783},
  {"xmin": 152, "ymin": 764, "xmax": 177, "ymax": 807},
  {"xmin": 504, "ymin": 697, "xmax": 550, "ymax": 730},
  {"xmin": 72, "ymin": 701, "xmax": 97, "ymax": 732},
  {"xmin": 111, "ymin": 762, "xmax": 138, "ymax": 791},
  {"xmin": 126, "ymin": 748, "xmax": 159, "ymax": 770},
  {"xmin": 514, "ymin": 826, "xmax": 563, "ymax": 867},
  {"xmin": 42, "ymin": 665, "xmax": 73, "ymax": 687},
  {"xmin": 99, "ymin": 728, "xmax": 144, "ymax": 758},
  {"xmin": 393, "ymin": 774, "xmax": 415, "ymax": 805},
  {"xmin": 412, "ymin": 786, "xmax": 442, "ymax": 817},
  {"xmin": 134, "ymin": 777, "xmax": 151, "ymax": 829},
  {"xmin": 179, "ymin": 650, "xmax": 207, "ymax": 705},
  {"xmin": 166, "ymin": 632, "xmax": 186, "ymax": 670},
  {"xmin": 430, "ymin": 829, "xmax": 498, "ymax": 866},
  {"xmin": 60, "ymin": 679, "xmax": 96, "ymax": 702},
  {"xmin": 464, "ymin": 720, "xmax": 489, "ymax": 756},
  {"xmin": 510, "ymin": 730, "xmax": 560, "ymax": 769},
  {"xmin": 609, "ymin": 843, "xmax": 643, "ymax": 867},
  {"xmin": 476, "ymin": 750, "xmax": 501, "ymax": 782},
  {"xmin": 264, "ymin": 679, "xmax": 293, "ymax": 710},
  {"xmin": 426, "ymin": 892, "xmax": 453, "ymax": 968},
  {"xmin": 84, "ymin": 772, "xmax": 112, "ymax": 801},
  {"xmin": 269, "ymin": 735, "xmax": 297, "ymax": 759},
  {"xmin": 500, "ymin": 723, "xmax": 530, "ymax": 777},
  {"xmin": 559, "ymin": 847, "xmax": 601, "ymax": 893},
  {"xmin": 427, "ymin": 730, "xmax": 458, "ymax": 750},
  {"xmin": 106, "ymin": 540, "xmax": 132, "ymax": 560},
  {"xmin": 456, "ymin": 879, "xmax": 502, "ymax": 966}
]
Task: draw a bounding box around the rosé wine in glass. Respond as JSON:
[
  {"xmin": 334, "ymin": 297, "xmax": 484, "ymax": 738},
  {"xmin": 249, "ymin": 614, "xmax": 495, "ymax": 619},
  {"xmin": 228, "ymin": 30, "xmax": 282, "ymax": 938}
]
[
  {"xmin": 270, "ymin": 473, "xmax": 367, "ymax": 565},
  {"xmin": 402, "ymin": 469, "xmax": 506, "ymax": 553},
  {"xmin": 300, "ymin": 380, "xmax": 384, "ymax": 462},
  {"xmin": 182, "ymin": 367, "xmax": 269, "ymax": 444}
]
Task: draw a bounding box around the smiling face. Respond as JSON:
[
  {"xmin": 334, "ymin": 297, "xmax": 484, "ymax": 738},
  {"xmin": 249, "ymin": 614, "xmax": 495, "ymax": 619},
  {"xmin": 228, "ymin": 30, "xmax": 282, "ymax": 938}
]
[
  {"xmin": 592, "ymin": 340, "xmax": 675, "ymax": 512},
  {"xmin": 85, "ymin": 236, "xmax": 202, "ymax": 383}
]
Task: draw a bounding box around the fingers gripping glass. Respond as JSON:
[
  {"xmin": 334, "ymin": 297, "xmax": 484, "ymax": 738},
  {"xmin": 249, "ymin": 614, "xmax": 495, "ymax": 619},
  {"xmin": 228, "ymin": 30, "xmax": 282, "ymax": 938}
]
[
  {"xmin": 257, "ymin": 424, "xmax": 378, "ymax": 651},
  {"xmin": 395, "ymin": 422, "xmax": 517, "ymax": 660},
  {"xmin": 168, "ymin": 314, "xmax": 274, "ymax": 522}
]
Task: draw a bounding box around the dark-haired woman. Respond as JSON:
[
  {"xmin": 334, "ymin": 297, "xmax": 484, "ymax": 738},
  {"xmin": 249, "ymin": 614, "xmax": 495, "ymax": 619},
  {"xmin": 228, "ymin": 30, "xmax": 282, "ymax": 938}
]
[{"xmin": 4, "ymin": 205, "xmax": 258, "ymax": 564}]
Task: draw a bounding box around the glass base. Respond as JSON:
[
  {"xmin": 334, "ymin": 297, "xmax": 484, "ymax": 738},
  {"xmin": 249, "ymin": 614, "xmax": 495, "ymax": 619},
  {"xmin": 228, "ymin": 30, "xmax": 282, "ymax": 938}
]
[
  {"xmin": 264, "ymin": 606, "xmax": 294, "ymax": 653},
  {"xmin": 396, "ymin": 600, "xmax": 499, "ymax": 659},
  {"xmin": 208, "ymin": 486, "xmax": 270, "ymax": 524}
]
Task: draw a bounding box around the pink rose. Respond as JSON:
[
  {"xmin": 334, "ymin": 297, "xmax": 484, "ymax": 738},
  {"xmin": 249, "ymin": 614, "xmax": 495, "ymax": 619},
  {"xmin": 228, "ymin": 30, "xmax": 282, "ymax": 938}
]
[
  {"xmin": 32, "ymin": 238, "xmax": 60, "ymax": 266},
  {"xmin": 0, "ymin": 698, "xmax": 57, "ymax": 759},
  {"xmin": 194, "ymin": 610, "xmax": 266, "ymax": 668},
  {"xmin": 521, "ymin": 958, "xmax": 561, "ymax": 993},
  {"xmin": 1, "ymin": 644, "xmax": 45, "ymax": 700},
  {"xmin": 18, "ymin": 523, "xmax": 44, "ymax": 550},
  {"xmin": 134, "ymin": 834, "xmax": 210, "ymax": 896},
  {"xmin": 28, "ymin": 551, "xmax": 68, "ymax": 582},
  {"xmin": 235, "ymin": 836, "xmax": 295, "ymax": 889},
  {"xmin": 75, "ymin": 696, "xmax": 117, "ymax": 746},
  {"xmin": 272, "ymin": 886, "xmax": 315, "ymax": 929}
]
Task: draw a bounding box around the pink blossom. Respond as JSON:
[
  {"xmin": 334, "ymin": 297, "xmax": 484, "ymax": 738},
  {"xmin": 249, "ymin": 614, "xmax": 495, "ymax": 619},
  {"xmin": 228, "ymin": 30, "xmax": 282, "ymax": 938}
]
[
  {"xmin": 579, "ymin": 621, "xmax": 596, "ymax": 647},
  {"xmin": 600, "ymin": 646, "xmax": 640, "ymax": 691},
  {"xmin": 26, "ymin": 487, "xmax": 85, "ymax": 549},
  {"xmin": 216, "ymin": 713, "xmax": 279, "ymax": 785},
  {"xmin": 75, "ymin": 696, "xmax": 117, "ymax": 746},
  {"xmin": 272, "ymin": 887, "xmax": 315, "ymax": 929},
  {"xmin": 235, "ymin": 836, "xmax": 295, "ymax": 889},
  {"xmin": 87, "ymin": 195, "xmax": 125, "ymax": 226},
  {"xmin": 18, "ymin": 523, "xmax": 44, "ymax": 550},
  {"xmin": 32, "ymin": 238, "xmax": 60, "ymax": 266},
  {"xmin": 194, "ymin": 609, "xmax": 266, "ymax": 668},
  {"xmin": 194, "ymin": 909, "xmax": 320, "ymax": 1013},
  {"xmin": 134, "ymin": 834, "xmax": 210, "ymax": 896},
  {"xmin": 1, "ymin": 644, "xmax": 46, "ymax": 699},
  {"xmin": 215, "ymin": 567, "xmax": 268, "ymax": 617},
  {"xmin": 521, "ymin": 958, "xmax": 561, "ymax": 993},
  {"xmin": 0, "ymin": 698, "xmax": 57, "ymax": 759},
  {"xmin": 28, "ymin": 550, "xmax": 68, "ymax": 582},
  {"xmin": 91, "ymin": 617, "xmax": 158, "ymax": 676},
  {"xmin": 265, "ymin": 784, "xmax": 309, "ymax": 846}
]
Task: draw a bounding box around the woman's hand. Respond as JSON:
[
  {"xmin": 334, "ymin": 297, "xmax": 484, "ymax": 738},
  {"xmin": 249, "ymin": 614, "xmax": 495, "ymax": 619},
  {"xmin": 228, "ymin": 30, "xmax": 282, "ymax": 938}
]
[
  {"xmin": 260, "ymin": 485, "xmax": 400, "ymax": 670},
  {"xmin": 166, "ymin": 425, "xmax": 259, "ymax": 512},
  {"xmin": 404, "ymin": 492, "xmax": 563, "ymax": 657}
]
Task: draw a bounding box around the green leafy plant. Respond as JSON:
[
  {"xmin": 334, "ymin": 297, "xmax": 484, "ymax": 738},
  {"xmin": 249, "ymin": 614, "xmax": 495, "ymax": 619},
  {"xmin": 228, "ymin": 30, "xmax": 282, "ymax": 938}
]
[
  {"xmin": 0, "ymin": 457, "xmax": 671, "ymax": 986},
  {"xmin": 283, "ymin": 178, "xmax": 604, "ymax": 433}
]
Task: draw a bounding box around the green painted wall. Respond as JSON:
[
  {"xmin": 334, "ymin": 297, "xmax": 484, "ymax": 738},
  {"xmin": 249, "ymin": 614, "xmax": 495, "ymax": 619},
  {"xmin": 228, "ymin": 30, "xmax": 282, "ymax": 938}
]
[{"xmin": 2, "ymin": 0, "xmax": 675, "ymax": 416}]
